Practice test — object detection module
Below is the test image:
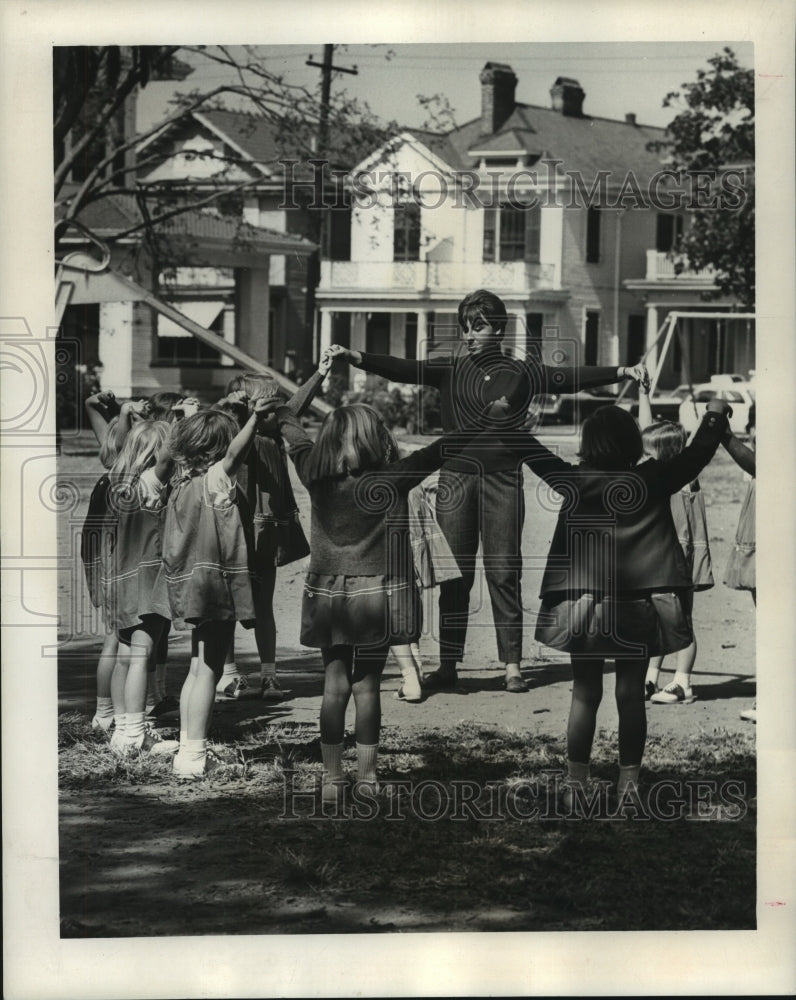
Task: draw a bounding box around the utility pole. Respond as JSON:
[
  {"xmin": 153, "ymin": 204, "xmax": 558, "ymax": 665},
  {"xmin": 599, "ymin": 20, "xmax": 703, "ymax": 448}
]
[{"xmin": 304, "ymin": 45, "xmax": 358, "ymax": 364}]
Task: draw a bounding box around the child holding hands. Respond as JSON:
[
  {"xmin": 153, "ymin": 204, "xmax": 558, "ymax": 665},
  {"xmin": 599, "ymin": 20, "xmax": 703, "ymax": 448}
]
[
  {"xmin": 517, "ymin": 398, "xmax": 732, "ymax": 805},
  {"xmin": 156, "ymin": 397, "xmax": 272, "ymax": 778}
]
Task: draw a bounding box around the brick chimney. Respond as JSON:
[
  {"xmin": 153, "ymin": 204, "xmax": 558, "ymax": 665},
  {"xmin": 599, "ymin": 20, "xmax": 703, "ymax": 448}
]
[
  {"xmin": 625, "ymin": 112, "xmax": 637, "ymax": 125},
  {"xmin": 550, "ymin": 77, "xmax": 586, "ymax": 117},
  {"xmin": 479, "ymin": 62, "xmax": 518, "ymax": 134}
]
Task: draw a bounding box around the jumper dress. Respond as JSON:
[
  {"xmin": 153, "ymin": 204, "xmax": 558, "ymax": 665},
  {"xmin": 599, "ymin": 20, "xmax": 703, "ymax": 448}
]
[
  {"xmin": 160, "ymin": 464, "xmax": 257, "ymax": 629},
  {"xmin": 724, "ymin": 477, "xmax": 755, "ymax": 591},
  {"xmin": 100, "ymin": 473, "xmax": 170, "ymax": 632},
  {"xmin": 81, "ymin": 472, "xmax": 111, "ymax": 609}
]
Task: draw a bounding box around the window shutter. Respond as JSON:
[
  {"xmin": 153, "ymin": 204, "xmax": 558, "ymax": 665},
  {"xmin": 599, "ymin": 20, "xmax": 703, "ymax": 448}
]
[
  {"xmin": 524, "ymin": 206, "xmax": 541, "ymax": 263},
  {"xmin": 483, "ymin": 208, "xmax": 496, "ymax": 262}
]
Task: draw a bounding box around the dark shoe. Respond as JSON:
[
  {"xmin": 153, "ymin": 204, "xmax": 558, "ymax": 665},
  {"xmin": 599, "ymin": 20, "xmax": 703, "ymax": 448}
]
[
  {"xmin": 645, "ymin": 681, "xmax": 658, "ymax": 701},
  {"xmin": 260, "ymin": 676, "xmax": 285, "ymax": 702},
  {"xmin": 504, "ymin": 675, "xmax": 529, "ymax": 693},
  {"xmin": 148, "ymin": 695, "xmax": 180, "ymax": 718},
  {"xmin": 422, "ymin": 670, "xmax": 458, "ymax": 690}
]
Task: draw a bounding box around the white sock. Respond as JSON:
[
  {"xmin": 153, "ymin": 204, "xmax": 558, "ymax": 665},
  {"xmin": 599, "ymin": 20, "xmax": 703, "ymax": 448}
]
[
  {"xmin": 95, "ymin": 697, "xmax": 114, "ymax": 726},
  {"xmin": 320, "ymin": 742, "xmax": 344, "ymax": 782},
  {"xmin": 177, "ymin": 737, "xmax": 207, "ymax": 769},
  {"xmin": 113, "ymin": 713, "xmax": 127, "ymax": 738},
  {"xmin": 672, "ymin": 671, "xmax": 692, "ymax": 692},
  {"xmin": 645, "ymin": 666, "xmax": 660, "ymax": 687},
  {"xmin": 356, "ymin": 743, "xmax": 378, "ymax": 784},
  {"xmin": 125, "ymin": 711, "xmax": 146, "ymax": 745},
  {"xmin": 567, "ymin": 760, "xmax": 590, "ymax": 787},
  {"xmin": 260, "ymin": 662, "xmax": 276, "ymax": 681},
  {"xmin": 216, "ymin": 661, "xmax": 239, "ymax": 691}
]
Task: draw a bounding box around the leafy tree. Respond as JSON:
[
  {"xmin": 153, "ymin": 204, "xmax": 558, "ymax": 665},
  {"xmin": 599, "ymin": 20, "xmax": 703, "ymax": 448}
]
[{"xmin": 649, "ymin": 47, "xmax": 754, "ymax": 306}]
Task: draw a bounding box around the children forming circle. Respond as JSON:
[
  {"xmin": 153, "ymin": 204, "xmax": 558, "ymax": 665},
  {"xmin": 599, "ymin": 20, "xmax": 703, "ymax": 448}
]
[{"xmin": 81, "ymin": 289, "xmax": 745, "ymax": 805}]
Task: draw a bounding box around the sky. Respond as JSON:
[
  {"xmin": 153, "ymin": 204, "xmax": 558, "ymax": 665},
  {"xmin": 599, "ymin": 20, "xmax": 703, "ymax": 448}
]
[{"xmin": 136, "ymin": 40, "xmax": 755, "ymax": 136}]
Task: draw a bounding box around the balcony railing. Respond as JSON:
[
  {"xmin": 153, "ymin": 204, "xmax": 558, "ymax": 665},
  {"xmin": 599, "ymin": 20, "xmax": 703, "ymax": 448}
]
[
  {"xmin": 646, "ymin": 250, "xmax": 715, "ymax": 282},
  {"xmin": 319, "ymin": 259, "xmax": 557, "ymax": 295}
]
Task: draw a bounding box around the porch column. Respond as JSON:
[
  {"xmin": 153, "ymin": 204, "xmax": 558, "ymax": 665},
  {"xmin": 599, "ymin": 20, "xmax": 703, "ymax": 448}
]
[
  {"xmin": 645, "ymin": 304, "xmax": 659, "ymax": 370},
  {"xmin": 99, "ymin": 301, "xmax": 134, "ymax": 397},
  {"xmin": 237, "ymin": 267, "xmax": 270, "ymax": 363},
  {"xmin": 417, "ymin": 309, "xmax": 429, "ymax": 360},
  {"xmin": 319, "ymin": 308, "xmax": 333, "ymax": 356}
]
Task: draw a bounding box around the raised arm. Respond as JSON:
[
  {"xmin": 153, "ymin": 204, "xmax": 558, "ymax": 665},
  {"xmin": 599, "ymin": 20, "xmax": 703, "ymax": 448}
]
[
  {"xmin": 647, "ymin": 400, "xmax": 732, "ymax": 495},
  {"xmin": 326, "ymin": 344, "xmax": 444, "ymax": 388},
  {"xmin": 637, "ymin": 383, "xmax": 653, "ymax": 430},
  {"xmin": 84, "ymin": 391, "xmax": 120, "ymax": 447},
  {"xmin": 286, "ymin": 349, "xmax": 332, "ymax": 417},
  {"xmin": 722, "ymin": 430, "xmax": 756, "ymax": 477},
  {"xmin": 115, "ymin": 399, "xmax": 147, "ymax": 449},
  {"xmin": 222, "ymin": 398, "xmax": 271, "ymax": 478},
  {"xmin": 267, "ymin": 406, "xmax": 315, "ymax": 487}
]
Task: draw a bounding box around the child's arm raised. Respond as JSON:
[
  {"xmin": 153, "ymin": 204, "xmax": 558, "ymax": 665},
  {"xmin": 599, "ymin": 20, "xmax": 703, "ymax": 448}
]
[
  {"xmin": 637, "ymin": 382, "xmax": 653, "ymax": 430},
  {"xmin": 222, "ymin": 398, "xmax": 270, "ymax": 478},
  {"xmin": 84, "ymin": 391, "xmax": 120, "ymax": 446},
  {"xmin": 649, "ymin": 399, "xmax": 732, "ymax": 494},
  {"xmin": 285, "ymin": 348, "xmax": 333, "ymax": 418},
  {"xmin": 722, "ymin": 430, "xmax": 756, "ymax": 477},
  {"xmin": 115, "ymin": 399, "xmax": 148, "ymax": 449}
]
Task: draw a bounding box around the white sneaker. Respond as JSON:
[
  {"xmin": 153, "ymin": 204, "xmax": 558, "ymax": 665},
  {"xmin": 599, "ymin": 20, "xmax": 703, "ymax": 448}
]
[
  {"xmin": 173, "ymin": 752, "xmax": 223, "ymax": 779},
  {"xmin": 215, "ymin": 675, "xmax": 250, "ymax": 700},
  {"xmin": 739, "ymin": 703, "xmax": 757, "ymax": 723},
  {"xmin": 650, "ymin": 683, "xmax": 696, "ymax": 705}
]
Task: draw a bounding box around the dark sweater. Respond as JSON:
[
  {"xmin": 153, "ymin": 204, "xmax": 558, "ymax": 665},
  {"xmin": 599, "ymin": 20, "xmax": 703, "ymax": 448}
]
[
  {"xmin": 277, "ymin": 411, "xmax": 493, "ymax": 576},
  {"xmin": 513, "ymin": 407, "xmax": 730, "ymax": 595},
  {"xmin": 358, "ymin": 349, "xmax": 622, "ymax": 473}
]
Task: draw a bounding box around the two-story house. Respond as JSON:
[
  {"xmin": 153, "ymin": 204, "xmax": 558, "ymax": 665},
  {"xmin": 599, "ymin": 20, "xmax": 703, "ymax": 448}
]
[{"xmin": 316, "ymin": 63, "xmax": 754, "ymax": 390}]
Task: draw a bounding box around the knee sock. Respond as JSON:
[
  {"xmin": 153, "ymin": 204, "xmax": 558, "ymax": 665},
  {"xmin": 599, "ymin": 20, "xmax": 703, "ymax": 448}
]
[
  {"xmin": 617, "ymin": 763, "xmax": 641, "ymax": 796},
  {"xmin": 94, "ymin": 696, "xmax": 114, "ymax": 729},
  {"xmin": 356, "ymin": 743, "xmax": 378, "ymax": 784},
  {"xmin": 320, "ymin": 742, "xmax": 344, "ymax": 783}
]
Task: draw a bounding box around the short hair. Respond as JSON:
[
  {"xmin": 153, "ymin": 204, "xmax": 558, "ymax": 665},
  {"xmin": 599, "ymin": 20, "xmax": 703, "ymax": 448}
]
[
  {"xmin": 302, "ymin": 404, "xmax": 398, "ymax": 485},
  {"xmin": 579, "ymin": 406, "xmax": 643, "ymax": 471},
  {"xmin": 110, "ymin": 419, "xmax": 170, "ymax": 484},
  {"xmin": 147, "ymin": 391, "xmax": 184, "ymax": 423},
  {"xmin": 169, "ymin": 409, "xmax": 239, "ymax": 474},
  {"xmin": 457, "ymin": 289, "xmax": 508, "ymax": 336},
  {"xmin": 641, "ymin": 420, "xmax": 687, "ymax": 463}
]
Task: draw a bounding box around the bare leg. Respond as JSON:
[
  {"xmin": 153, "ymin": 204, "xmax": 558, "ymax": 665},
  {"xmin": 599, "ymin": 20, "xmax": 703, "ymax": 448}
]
[
  {"xmin": 391, "ymin": 644, "xmax": 423, "ymax": 702},
  {"xmin": 185, "ymin": 621, "xmax": 236, "ymax": 741}
]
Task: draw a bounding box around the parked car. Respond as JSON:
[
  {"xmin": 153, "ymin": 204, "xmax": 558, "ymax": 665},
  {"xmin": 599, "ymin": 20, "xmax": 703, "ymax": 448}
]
[
  {"xmin": 530, "ymin": 387, "xmax": 633, "ymax": 425},
  {"xmin": 628, "ymin": 384, "xmax": 692, "ymax": 422},
  {"xmin": 678, "ymin": 377, "xmax": 755, "ymax": 436}
]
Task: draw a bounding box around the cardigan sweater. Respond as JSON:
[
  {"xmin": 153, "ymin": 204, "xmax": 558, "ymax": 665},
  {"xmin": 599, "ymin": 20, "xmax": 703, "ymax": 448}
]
[
  {"xmin": 513, "ymin": 407, "xmax": 730, "ymax": 596},
  {"xmin": 357, "ymin": 348, "xmax": 622, "ymax": 473}
]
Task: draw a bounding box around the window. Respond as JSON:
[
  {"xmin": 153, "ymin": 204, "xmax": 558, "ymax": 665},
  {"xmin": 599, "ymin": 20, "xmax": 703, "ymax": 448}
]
[
  {"xmin": 586, "ymin": 208, "xmax": 601, "ymax": 263},
  {"xmin": 656, "ymin": 213, "xmax": 684, "ymax": 253},
  {"xmin": 584, "ymin": 311, "xmax": 600, "ymax": 365},
  {"xmin": 393, "ymin": 203, "xmax": 421, "ymax": 261},
  {"xmin": 324, "ymin": 206, "xmax": 352, "ymax": 261},
  {"xmin": 156, "ymin": 303, "xmax": 226, "ymax": 365},
  {"xmin": 483, "ymin": 204, "xmax": 541, "ymax": 263},
  {"xmin": 366, "ymin": 312, "xmax": 391, "ymax": 355},
  {"xmin": 627, "ymin": 315, "xmax": 645, "ymax": 365}
]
